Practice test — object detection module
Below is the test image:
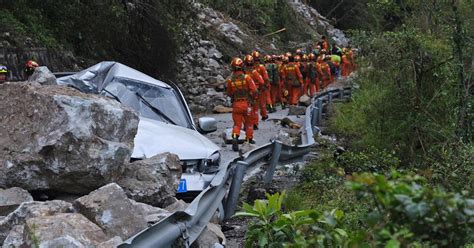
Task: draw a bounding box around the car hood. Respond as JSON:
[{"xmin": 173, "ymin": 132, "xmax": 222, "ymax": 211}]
[{"xmin": 131, "ymin": 117, "xmax": 220, "ymax": 160}]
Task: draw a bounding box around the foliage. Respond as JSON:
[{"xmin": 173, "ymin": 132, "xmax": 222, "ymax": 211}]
[
  {"xmin": 349, "ymin": 171, "xmax": 474, "ymax": 247},
  {"xmin": 337, "ymin": 147, "xmax": 400, "ymax": 174},
  {"xmin": 2, "ymin": 0, "xmax": 194, "ymax": 78},
  {"xmin": 332, "ymin": 0, "xmax": 473, "ymax": 165},
  {"xmin": 201, "ymin": 0, "xmax": 313, "ymax": 46},
  {"xmin": 235, "ymin": 192, "xmax": 348, "ymax": 248}
]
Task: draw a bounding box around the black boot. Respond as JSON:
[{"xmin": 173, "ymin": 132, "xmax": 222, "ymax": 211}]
[
  {"xmin": 281, "ymin": 103, "xmax": 287, "ymax": 110},
  {"xmin": 246, "ymin": 138, "xmax": 256, "ymax": 144},
  {"xmin": 262, "ymin": 115, "xmax": 268, "ymax": 121},
  {"xmin": 232, "ymin": 137, "xmax": 239, "ymax": 152},
  {"xmin": 253, "ymin": 124, "xmax": 259, "ymax": 130}
]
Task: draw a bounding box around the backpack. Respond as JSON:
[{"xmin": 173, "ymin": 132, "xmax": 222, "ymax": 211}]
[
  {"xmin": 285, "ymin": 63, "xmax": 300, "ymax": 87},
  {"xmin": 230, "ymin": 74, "xmax": 249, "ymax": 100},
  {"xmin": 266, "ymin": 63, "xmax": 280, "ymax": 86}
]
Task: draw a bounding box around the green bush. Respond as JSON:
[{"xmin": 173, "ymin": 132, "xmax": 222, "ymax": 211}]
[
  {"xmin": 349, "ymin": 171, "xmax": 474, "ymax": 247},
  {"xmin": 337, "ymin": 147, "xmax": 400, "ymax": 174},
  {"xmin": 235, "ymin": 192, "xmax": 349, "ymax": 248}
]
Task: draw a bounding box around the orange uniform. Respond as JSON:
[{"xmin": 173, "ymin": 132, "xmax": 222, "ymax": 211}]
[
  {"xmin": 254, "ymin": 63, "xmax": 271, "ymax": 118},
  {"xmin": 244, "ymin": 67, "xmax": 264, "ymax": 127},
  {"xmin": 305, "ymin": 61, "xmax": 319, "ymax": 97},
  {"xmin": 317, "ymin": 61, "xmax": 333, "ymax": 89},
  {"xmin": 341, "ymin": 54, "xmax": 351, "ymax": 77},
  {"xmin": 281, "ymin": 62, "xmax": 304, "ymax": 105},
  {"xmin": 279, "ymin": 63, "xmax": 288, "ymax": 106},
  {"xmin": 348, "ymin": 50, "xmax": 356, "ymax": 72},
  {"xmin": 226, "ymin": 71, "xmax": 257, "ymax": 140},
  {"xmin": 266, "ymin": 62, "xmax": 280, "ymax": 107}
]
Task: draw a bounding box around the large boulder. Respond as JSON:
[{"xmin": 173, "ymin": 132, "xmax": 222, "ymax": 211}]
[
  {"xmin": 27, "ymin": 66, "xmax": 56, "ymax": 85},
  {"xmin": 73, "ymin": 183, "xmax": 169, "ymax": 240},
  {"xmin": 117, "ymin": 153, "xmax": 182, "ymax": 208},
  {"xmin": 0, "ymin": 200, "xmax": 74, "ymax": 244},
  {"xmin": 0, "ymin": 83, "xmax": 139, "ymax": 194},
  {"xmin": 21, "ymin": 213, "xmax": 109, "ymax": 247},
  {"xmin": 0, "ymin": 188, "xmax": 33, "ymax": 216}
]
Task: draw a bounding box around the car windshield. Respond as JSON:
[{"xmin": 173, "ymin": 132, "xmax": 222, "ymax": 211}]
[{"xmin": 101, "ymin": 77, "xmax": 192, "ymax": 129}]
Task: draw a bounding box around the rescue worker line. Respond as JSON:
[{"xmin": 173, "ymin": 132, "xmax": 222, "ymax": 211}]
[{"xmin": 226, "ymin": 38, "xmax": 356, "ymax": 151}]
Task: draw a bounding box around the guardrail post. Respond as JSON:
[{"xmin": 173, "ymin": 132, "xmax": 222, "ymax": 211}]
[
  {"xmin": 328, "ymin": 92, "xmax": 333, "ymax": 105},
  {"xmin": 311, "ymin": 106, "xmax": 318, "ymax": 126},
  {"xmin": 317, "ymin": 98, "xmax": 323, "ymax": 122},
  {"xmin": 224, "ymin": 161, "xmax": 248, "ymax": 219},
  {"xmin": 264, "ymin": 142, "xmax": 282, "ymax": 184},
  {"xmin": 339, "ymin": 88, "xmax": 344, "ymax": 100}
]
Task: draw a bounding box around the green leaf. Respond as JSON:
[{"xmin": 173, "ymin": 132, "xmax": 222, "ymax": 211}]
[{"xmin": 385, "ymin": 238, "xmax": 400, "ymax": 248}]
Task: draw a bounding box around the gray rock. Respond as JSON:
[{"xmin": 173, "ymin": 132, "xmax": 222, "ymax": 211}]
[
  {"xmin": 273, "ymin": 130, "xmax": 295, "ymax": 146},
  {"xmin": 0, "ymin": 83, "xmax": 138, "ymax": 194},
  {"xmin": 198, "ymin": 47, "xmax": 208, "ymax": 56},
  {"xmin": 73, "ymin": 183, "xmax": 162, "ymax": 239},
  {"xmin": 27, "ymin": 66, "xmax": 57, "ymax": 85},
  {"xmin": 299, "ymin": 94, "xmax": 312, "ymax": 106},
  {"xmin": 0, "ymin": 187, "xmax": 33, "ymax": 216},
  {"xmin": 117, "ymin": 153, "xmax": 182, "ymax": 208},
  {"xmin": 0, "ymin": 200, "xmax": 74, "ymax": 244},
  {"xmin": 130, "ymin": 200, "xmax": 170, "ymax": 225},
  {"xmin": 97, "ymin": 236, "xmax": 124, "ymax": 248},
  {"xmin": 207, "ymin": 58, "xmax": 220, "ymax": 70},
  {"xmin": 23, "ymin": 213, "xmax": 109, "ymax": 247},
  {"xmin": 165, "ymin": 199, "xmax": 188, "ymax": 212},
  {"xmin": 239, "ymin": 143, "xmax": 257, "ymax": 156},
  {"xmin": 288, "ymin": 105, "xmax": 307, "ymax": 116},
  {"xmin": 2, "ymin": 225, "xmax": 24, "ymax": 248},
  {"xmin": 199, "ymin": 39, "xmax": 212, "ymax": 47},
  {"xmin": 191, "ymin": 223, "xmax": 225, "ymax": 248}
]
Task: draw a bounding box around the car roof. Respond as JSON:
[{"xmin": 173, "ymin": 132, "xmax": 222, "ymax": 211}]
[{"xmin": 57, "ymin": 61, "xmax": 170, "ymax": 93}]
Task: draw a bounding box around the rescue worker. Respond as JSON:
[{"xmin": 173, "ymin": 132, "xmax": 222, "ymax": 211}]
[
  {"xmin": 243, "ymin": 55, "xmax": 264, "ymax": 131},
  {"xmin": 226, "ymin": 57, "xmax": 258, "ymax": 151},
  {"xmin": 281, "ymin": 53, "xmax": 303, "ymax": 105},
  {"xmin": 321, "ymin": 36, "xmax": 330, "ymax": 51},
  {"xmin": 317, "ymin": 55, "xmax": 333, "ymax": 89},
  {"xmin": 347, "ymin": 46, "xmax": 356, "ymax": 72},
  {"xmin": 341, "ymin": 48, "xmax": 351, "ymax": 77},
  {"xmin": 300, "ymin": 54, "xmax": 308, "ymax": 95},
  {"xmin": 330, "ymin": 53, "xmax": 341, "ymax": 78},
  {"xmin": 279, "ymin": 55, "xmax": 289, "ymax": 109},
  {"xmin": 0, "ymin": 65, "xmax": 8, "ymax": 84},
  {"xmin": 305, "ymin": 53, "xmax": 319, "ymax": 96},
  {"xmin": 251, "ymin": 51, "xmax": 271, "ymax": 121},
  {"xmin": 24, "ymin": 60, "xmax": 39, "ymax": 80},
  {"xmin": 265, "ymin": 55, "xmax": 279, "ymax": 113}
]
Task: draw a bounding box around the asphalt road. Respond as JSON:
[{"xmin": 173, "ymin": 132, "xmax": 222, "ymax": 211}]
[{"xmin": 201, "ymin": 105, "xmax": 306, "ymax": 165}]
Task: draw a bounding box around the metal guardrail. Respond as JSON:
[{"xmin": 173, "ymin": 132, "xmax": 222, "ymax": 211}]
[{"xmin": 119, "ymin": 87, "xmax": 352, "ymax": 248}]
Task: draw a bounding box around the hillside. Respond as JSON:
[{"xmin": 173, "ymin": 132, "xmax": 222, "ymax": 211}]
[{"xmin": 1, "ymin": 0, "xmax": 347, "ymax": 112}]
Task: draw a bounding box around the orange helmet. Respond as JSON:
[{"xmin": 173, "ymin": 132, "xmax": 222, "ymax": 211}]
[
  {"xmin": 243, "ymin": 55, "xmax": 254, "ymax": 65},
  {"xmin": 294, "ymin": 55, "xmax": 301, "ymax": 62},
  {"xmin": 302, "ymin": 54, "xmax": 308, "ymax": 61},
  {"xmin": 251, "ymin": 51, "xmax": 260, "ymax": 59},
  {"xmin": 25, "ymin": 60, "xmax": 39, "ymax": 69},
  {"xmin": 231, "ymin": 57, "xmax": 244, "ymax": 70},
  {"xmin": 264, "ymin": 55, "xmax": 272, "ymax": 63},
  {"xmin": 308, "ymin": 53, "xmax": 316, "ymax": 61}
]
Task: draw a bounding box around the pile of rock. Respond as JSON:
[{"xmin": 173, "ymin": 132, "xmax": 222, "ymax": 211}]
[
  {"xmin": 287, "ymin": 0, "xmax": 349, "ymax": 46},
  {"xmin": 0, "ymin": 80, "xmax": 192, "ymax": 246},
  {"xmin": 0, "ymin": 183, "xmax": 170, "ymax": 247},
  {"xmin": 175, "ymin": 35, "xmax": 229, "ymax": 113}
]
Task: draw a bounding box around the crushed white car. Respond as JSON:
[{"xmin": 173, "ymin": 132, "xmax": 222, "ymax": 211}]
[{"xmin": 57, "ymin": 61, "xmax": 220, "ymax": 195}]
